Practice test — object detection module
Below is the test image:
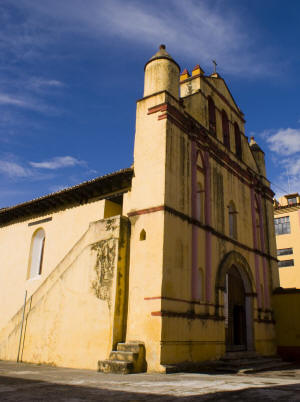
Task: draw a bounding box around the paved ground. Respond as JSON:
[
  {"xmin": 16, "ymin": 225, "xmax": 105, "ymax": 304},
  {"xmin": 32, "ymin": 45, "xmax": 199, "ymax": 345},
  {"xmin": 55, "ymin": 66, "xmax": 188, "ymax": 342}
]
[{"xmin": 0, "ymin": 361, "xmax": 300, "ymax": 401}]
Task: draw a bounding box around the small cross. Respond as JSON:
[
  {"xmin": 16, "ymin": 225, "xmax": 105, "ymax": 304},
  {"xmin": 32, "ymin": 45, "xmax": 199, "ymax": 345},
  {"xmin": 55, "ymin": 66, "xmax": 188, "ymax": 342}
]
[{"xmin": 212, "ymin": 60, "xmax": 217, "ymax": 74}]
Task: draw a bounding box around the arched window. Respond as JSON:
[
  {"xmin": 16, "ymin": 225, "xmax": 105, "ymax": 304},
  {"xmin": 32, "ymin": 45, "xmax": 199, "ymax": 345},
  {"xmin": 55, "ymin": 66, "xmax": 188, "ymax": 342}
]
[
  {"xmin": 222, "ymin": 110, "xmax": 230, "ymax": 149},
  {"xmin": 196, "ymin": 183, "xmax": 202, "ymax": 221},
  {"xmin": 28, "ymin": 228, "xmax": 45, "ymax": 279},
  {"xmin": 228, "ymin": 201, "xmax": 237, "ymax": 239},
  {"xmin": 234, "ymin": 123, "xmax": 242, "ymax": 160},
  {"xmin": 208, "ymin": 96, "xmax": 216, "ymax": 135}
]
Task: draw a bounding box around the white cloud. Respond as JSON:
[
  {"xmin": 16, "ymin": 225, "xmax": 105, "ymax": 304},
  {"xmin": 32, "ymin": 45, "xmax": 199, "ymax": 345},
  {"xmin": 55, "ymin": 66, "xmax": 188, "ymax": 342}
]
[
  {"xmin": 28, "ymin": 78, "xmax": 65, "ymax": 90},
  {"xmin": 0, "ymin": 94, "xmax": 31, "ymax": 108},
  {"xmin": 30, "ymin": 156, "xmax": 86, "ymax": 170},
  {"xmin": 281, "ymin": 157, "xmax": 300, "ymax": 177},
  {"xmin": 0, "ymin": 92, "xmax": 59, "ymax": 115},
  {"xmin": 0, "ymin": 160, "xmax": 32, "ymax": 178},
  {"xmin": 266, "ymin": 128, "xmax": 300, "ymax": 156},
  {"xmin": 11, "ymin": 0, "xmax": 274, "ymax": 76}
]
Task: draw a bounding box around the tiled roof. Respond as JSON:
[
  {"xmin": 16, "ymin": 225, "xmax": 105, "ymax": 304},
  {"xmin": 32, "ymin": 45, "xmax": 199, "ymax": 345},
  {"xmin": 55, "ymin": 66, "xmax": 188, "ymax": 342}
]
[{"xmin": 0, "ymin": 168, "xmax": 133, "ymax": 226}]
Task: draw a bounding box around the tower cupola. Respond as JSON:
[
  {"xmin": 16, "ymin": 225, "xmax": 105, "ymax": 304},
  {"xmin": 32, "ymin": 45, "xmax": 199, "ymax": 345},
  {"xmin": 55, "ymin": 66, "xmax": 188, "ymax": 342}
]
[{"xmin": 143, "ymin": 45, "xmax": 180, "ymax": 99}]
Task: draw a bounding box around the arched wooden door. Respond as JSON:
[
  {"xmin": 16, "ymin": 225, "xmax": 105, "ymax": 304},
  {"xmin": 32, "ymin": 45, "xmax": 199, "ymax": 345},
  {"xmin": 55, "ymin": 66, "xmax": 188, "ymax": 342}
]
[{"xmin": 225, "ymin": 266, "xmax": 247, "ymax": 351}]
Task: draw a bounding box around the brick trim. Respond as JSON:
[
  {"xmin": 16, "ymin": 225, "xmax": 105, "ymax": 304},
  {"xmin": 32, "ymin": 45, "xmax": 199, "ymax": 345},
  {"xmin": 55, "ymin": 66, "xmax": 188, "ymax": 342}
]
[{"xmin": 127, "ymin": 205, "xmax": 164, "ymax": 217}]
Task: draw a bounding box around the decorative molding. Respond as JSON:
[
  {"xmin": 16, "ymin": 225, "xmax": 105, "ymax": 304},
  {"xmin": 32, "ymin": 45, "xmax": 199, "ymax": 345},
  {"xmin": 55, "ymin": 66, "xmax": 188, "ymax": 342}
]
[
  {"xmin": 128, "ymin": 204, "xmax": 278, "ymax": 262},
  {"xmin": 128, "ymin": 205, "xmax": 164, "ymax": 217},
  {"xmin": 151, "ymin": 310, "xmax": 225, "ymax": 321},
  {"xmin": 147, "ymin": 102, "xmax": 274, "ymax": 201},
  {"xmin": 144, "ymin": 296, "xmax": 215, "ymax": 306},
  {"xmin": 180, "ymin": 73, "xmax": 245, "ymax": 123}
]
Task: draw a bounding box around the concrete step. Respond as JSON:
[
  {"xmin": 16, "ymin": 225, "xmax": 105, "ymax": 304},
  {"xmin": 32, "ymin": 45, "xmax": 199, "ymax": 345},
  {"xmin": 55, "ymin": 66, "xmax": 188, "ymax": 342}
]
[
  {"xmin": 109, "ymin": 350, "xmax": 138, "ymax": 362},
  {"xmin": 117, "ymin": 342, "xmax": 144, "ymax": 354},
  {"xmin": 98, "ymin": 359, "xmax": 134, "ymax": 374}
]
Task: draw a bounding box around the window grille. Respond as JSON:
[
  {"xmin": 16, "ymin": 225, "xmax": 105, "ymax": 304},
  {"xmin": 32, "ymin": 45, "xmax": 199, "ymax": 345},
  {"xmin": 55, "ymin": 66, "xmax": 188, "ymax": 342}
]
[
  {"xmin": 274, "ymin": 216, "xmax": 291, "ymax": 235},
  {"xmin": 277, "ymin": 248, "xmax": 293, "ymax": 256},
  {"xmin": 278, "ymin": 259, "xmax": 294, "ymax": 268}
]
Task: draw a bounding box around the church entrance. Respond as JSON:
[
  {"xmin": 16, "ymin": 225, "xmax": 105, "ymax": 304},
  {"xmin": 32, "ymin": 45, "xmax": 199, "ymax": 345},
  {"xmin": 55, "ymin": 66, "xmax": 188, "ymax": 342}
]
[
  {"xmin": 225, "ymin": 266, "xmax": 247, "ymax": 351},
  {"xmin": 217, "ymin": 251, "xmax": 255, "ymax": 352}
]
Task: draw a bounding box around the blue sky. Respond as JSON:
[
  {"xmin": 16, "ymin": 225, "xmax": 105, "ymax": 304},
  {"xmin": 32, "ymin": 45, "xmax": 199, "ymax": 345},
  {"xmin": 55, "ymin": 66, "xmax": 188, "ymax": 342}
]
[{"xmin": 0, "ymin": 0, "xmax": 300, "ymax": 207}]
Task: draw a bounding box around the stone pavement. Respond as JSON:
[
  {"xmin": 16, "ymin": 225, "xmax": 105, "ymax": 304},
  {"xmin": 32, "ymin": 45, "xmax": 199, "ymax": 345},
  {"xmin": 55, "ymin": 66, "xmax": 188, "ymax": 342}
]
[{"xmin": 0, "ymin": 360, "xmax": 300, "ymax": 401}]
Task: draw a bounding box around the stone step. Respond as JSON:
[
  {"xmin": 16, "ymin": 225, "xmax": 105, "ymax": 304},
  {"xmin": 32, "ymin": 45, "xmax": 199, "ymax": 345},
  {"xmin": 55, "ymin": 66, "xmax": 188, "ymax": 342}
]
[
  {"xmin": 214, "ymin": 359, "xmax": 292, "ymax": 373},
  {"xmin": 109, "ymin": 350, "xmax": 138, "ymax": 362},
  {"xmin": 222, "ymin": 357, "xmax": 281, "ymax": 367},
  {"xmin": 98, "ymin": 359, "xmax": 134, "ymax": 374},
  {"xmin": 239, "ymin": 361, "xmax": 292, "ymax": 374},
  {"xmin": 221, "ymin": 351, "xmax": 260, "ymax": 361},
  {"xmin": 117, "ymin": 342, "xmax": 144, "ymax": 354}
]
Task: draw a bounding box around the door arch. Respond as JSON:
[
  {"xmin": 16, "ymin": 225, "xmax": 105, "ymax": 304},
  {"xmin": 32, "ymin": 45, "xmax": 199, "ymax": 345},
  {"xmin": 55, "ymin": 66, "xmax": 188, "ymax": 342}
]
[{"xmin": 215, "ymin": 251, "xmax": 255, "ymax": 351}]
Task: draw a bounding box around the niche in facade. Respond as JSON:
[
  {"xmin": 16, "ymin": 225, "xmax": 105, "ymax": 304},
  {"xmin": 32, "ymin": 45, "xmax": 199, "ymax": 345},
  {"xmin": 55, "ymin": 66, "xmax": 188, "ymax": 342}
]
[{"xmin": 139, "ymin": 229, "xmax": 146, "ymax": 241}]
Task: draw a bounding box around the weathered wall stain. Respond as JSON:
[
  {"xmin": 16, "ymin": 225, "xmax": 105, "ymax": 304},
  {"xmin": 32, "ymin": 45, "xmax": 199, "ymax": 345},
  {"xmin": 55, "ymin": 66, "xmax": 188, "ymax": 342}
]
[{"xmin": 91, "ymin": 239, "xmax": 117, "ymax": 308}]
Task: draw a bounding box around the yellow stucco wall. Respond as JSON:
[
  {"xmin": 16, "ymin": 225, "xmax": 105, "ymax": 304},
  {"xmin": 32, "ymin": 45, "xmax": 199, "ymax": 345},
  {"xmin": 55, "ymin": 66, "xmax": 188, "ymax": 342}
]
[
  {"xmin": 122, "ymin": 92, "xmax": 169, "ymax": 372},
  {"xmin": 0, "ymin": 215, "xmax": 130, "ymax": 369},
  {"xmin": 123, "ymin": 57, "xmax": 278, "ymax": 368},
  {"xmin": 0, "ymin": 199, "xmax": 110, "ymax": 330}
]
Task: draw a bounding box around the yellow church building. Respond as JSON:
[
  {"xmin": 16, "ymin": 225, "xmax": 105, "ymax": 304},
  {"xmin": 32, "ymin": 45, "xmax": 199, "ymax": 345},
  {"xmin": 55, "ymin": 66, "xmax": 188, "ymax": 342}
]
[{"xmin": 0, "ymin": 45, "xmax": 281, "ymax": 373}]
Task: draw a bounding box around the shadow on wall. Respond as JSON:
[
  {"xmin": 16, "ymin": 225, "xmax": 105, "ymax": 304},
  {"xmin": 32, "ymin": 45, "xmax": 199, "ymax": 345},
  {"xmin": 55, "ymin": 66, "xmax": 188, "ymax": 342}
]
[
  {"xmin": 1, "ymin": 375, "xmax": 300, "ymax": 401},
  {"xmin": 273, "ymin": 288, "xmax": 300, "ymax": 362}
]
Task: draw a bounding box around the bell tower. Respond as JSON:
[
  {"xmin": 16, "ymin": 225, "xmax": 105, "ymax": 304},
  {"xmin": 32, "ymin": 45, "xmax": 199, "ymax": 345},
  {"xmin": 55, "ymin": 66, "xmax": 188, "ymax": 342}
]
[{"xmin": 143, "ymin": 44, "xmax": 180, "ymax": 98}]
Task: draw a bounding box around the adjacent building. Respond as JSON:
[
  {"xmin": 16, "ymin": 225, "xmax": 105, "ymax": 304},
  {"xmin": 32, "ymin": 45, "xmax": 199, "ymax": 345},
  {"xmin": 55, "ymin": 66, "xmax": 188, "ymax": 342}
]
[
  {"xmin": 274, "ymin": 193, "xmax": 300, "ymax": 289},
  {"xmin": 0, "ymin": 45, "xmax": 280, "ymax": 373}
]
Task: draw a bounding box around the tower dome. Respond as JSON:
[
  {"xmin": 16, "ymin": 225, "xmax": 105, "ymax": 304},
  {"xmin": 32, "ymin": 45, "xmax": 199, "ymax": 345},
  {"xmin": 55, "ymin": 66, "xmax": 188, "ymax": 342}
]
[{"xmin": 143, "ymin": 45, "xmax": 180, "ymax": 99}]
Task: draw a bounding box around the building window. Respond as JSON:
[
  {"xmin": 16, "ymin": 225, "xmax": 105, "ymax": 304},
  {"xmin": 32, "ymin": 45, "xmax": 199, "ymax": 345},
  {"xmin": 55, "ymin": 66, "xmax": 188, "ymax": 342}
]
[
  {"xmin": 278, "ymin": 259, "xmax": 294, "ymax": 268},
  {"xmin": 274, "ymin": 216, "xmax": 291, "ymax": 235},
  {"xmin": 208, "ymin": 96, "xmax": 216, "ymax": 135},
  {"xmin": 28, "ymin": 228, "xmax": 45, "ymax": 279},
  {"xmin": 222, "ymin": 110, "xmax": 230, "ymax": 149},
  {"xmin": 228, "ymin": 201, "xmax": 237, "ymax": 239},
  {"xmin": 277, "ymin": 248, "xmax": 293, "ymax": 256},
  {"xmin": 288, "ymin": 197, "xmax": 297, "ymax": 205},
  {"xmin": 234, "ymin": 123, "xmax": 242, "ymax": 160}
]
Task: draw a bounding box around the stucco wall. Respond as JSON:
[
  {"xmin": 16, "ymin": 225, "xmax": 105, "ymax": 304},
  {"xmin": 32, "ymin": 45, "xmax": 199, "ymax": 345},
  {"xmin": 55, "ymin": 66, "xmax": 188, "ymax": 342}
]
[
  {"xmin": 275, "ymin": 209, "xmax": 300, "ymax": 289},
  {"xmin": 0, "ymin": 215, "xmax": 129, "ymax": 369},
  {"xmin": 0, "ymin": 199, "xmax": 124, "ymax": 330},
  {"xmin": 273, "ymin": 290, "xmax": 300, "ymax": 361}
]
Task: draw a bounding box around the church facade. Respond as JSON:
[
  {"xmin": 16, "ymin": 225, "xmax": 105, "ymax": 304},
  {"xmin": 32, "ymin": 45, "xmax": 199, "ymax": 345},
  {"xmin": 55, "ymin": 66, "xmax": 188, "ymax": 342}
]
[{"xmin": 0, "ymin": 46, "xmax": 279, "ymax": 373}]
